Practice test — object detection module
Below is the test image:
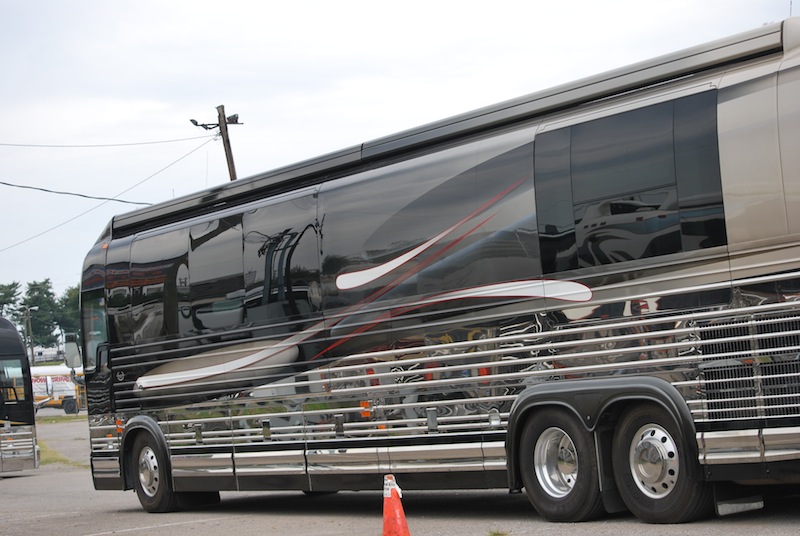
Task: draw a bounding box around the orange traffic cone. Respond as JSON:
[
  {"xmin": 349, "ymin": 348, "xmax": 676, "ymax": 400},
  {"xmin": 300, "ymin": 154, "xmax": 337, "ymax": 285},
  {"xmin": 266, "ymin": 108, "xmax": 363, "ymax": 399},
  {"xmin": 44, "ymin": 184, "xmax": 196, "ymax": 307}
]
[{"xmin": 383, "ymin": 474, "xmax": 410, "ymax": 536}]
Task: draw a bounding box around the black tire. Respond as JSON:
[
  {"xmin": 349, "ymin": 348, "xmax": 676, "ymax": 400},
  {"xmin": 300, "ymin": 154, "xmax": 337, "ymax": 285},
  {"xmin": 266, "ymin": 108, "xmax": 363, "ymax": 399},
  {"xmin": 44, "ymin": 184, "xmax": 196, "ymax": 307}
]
[
  {"xmin": 611, "ymin": 403, "xmax": 712, "ymax": 523},
  {"xmin": 62, "ymin": 398, "xmax": 78, "ymax": 415},
  {"xmin": 131, "ymin": 433, "xmax": 178, "ymax": 513},
  {"xmin": 518, "ymin": 407, "xmax": 605, "ymax": 522}
]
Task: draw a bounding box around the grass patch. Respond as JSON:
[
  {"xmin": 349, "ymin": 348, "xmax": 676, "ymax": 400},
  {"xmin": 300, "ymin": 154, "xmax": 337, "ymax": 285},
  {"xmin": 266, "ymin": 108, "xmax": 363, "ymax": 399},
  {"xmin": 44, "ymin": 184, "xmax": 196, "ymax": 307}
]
[
  {"xmin": 33, "ymin": 360, "xmax": 64, "ymax": 367},
  {"xmin": 488, "ymin": 531, "xmax": 510, "ymax": 536},
  {"xmin": 38, "ymin": 440, "xmax": 86, "ymax": 468},
  {"xmin": 36, "ymin": 414, "xmax": 86, "ymax": 425}
]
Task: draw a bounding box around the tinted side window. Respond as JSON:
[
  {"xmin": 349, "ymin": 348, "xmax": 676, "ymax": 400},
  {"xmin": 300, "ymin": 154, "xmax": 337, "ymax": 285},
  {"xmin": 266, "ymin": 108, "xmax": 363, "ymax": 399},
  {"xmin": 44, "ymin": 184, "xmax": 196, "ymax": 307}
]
[
  {"xmin": 572, "ymin": 101, "xmax": 681, "ymax": 266},
  {"xmin": 105, "ymin": 236, "xmax": 133, "ymax": 346},
  {"xmin": 572, "ymin": 102, "xmax": 675, "ymax": 204},
  {"xmin": 535, "ymin": 91, "xmax": 725, "ymax": 273},
  {"xmin": 535, "ymin": 128, "xmax": 576, "ymax": 272},
  {"xmin": 130, "ymin": 228, "xmax": 189, "ymax": 343},
  {"xmin": 242, "ymin": 190, "xmax": 321, "ymax": 328},
  {"xmin": 188, "ymin": 215, "xmax": 244, "ymax": 333},
  {"xmin": 674, "ymin": 91, "xmax": 726, "ymax": 249}
]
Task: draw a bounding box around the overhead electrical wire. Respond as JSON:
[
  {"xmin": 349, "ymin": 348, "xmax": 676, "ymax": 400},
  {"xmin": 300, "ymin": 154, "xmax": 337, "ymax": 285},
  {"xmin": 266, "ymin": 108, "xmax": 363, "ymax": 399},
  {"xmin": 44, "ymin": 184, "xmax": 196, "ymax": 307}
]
[
  {"xmin": 0, "ymin": 180, "xmax": 150, "ymax": 206},
  {"xmin": 0, "ymin": 136, "xmax": 218, "ymax": 254},
  {"xmin": 0, "ymin": 134, "xmax": 216, "ymax": 149},
  {"xmin": 111, "ymin": 136, "xmax": 217, "ymax": 203}
]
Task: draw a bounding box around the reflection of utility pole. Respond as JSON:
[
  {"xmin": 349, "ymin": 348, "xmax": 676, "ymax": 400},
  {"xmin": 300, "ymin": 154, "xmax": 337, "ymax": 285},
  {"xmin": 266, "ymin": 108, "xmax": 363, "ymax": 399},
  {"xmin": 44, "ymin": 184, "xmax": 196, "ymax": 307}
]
[
  {"xmin": 190, "ymin": 105, "xmax": 242, "ymax": 182},
  {"xmin": 22, "ymin": 305, "xmax": 39, "ymax": 365}
]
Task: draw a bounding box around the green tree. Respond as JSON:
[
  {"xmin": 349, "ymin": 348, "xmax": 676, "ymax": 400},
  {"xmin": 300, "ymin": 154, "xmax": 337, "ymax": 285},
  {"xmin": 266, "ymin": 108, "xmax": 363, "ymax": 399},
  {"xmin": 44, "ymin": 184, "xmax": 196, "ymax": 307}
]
[
  {"xmin": 17, "ymin": 279, "xmax": 59, "ymax": 348},
  {"xmin": 0, "ymin": 282, "xmax": 21, "ymax": 317},
  {"xmin": 56, "ymin": 285, "xmax": 80, "ymax": 335}
]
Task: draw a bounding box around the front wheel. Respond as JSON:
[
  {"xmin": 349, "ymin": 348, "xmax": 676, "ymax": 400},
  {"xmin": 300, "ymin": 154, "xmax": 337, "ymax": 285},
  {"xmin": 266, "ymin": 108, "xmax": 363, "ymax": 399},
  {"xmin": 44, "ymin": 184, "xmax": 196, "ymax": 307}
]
[
  {"xmin": 519, "ymin": 408, "xmax": 604, "ymax": 522},
  {"xmin": 611, "ymin": 403, "xmax": 712, "ymax": 523},
  {"xmin": 132, "ymin": 433, "xmax": 178, "ymax": 513}
]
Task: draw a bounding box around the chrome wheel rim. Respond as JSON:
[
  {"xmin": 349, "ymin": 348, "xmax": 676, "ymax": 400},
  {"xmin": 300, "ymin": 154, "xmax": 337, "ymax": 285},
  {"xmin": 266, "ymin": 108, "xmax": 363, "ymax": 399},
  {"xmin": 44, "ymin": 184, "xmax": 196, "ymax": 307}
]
[
  {"xmin": 138, "ymin": 446, "xmax": 160, "ymax": 498},
  {"xmin": 533, "ymin": 427, "xmax": 578, "ymax": 498},
  {"xmin": 629, "ymin": 423, "xmax": 679, "ymax": 499}
]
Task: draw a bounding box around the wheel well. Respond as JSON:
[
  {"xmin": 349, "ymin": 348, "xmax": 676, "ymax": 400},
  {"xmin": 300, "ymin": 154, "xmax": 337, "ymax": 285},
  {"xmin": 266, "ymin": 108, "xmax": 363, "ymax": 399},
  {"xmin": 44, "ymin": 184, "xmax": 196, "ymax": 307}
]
[
  {"xmin": 507, "ymin": 396, "xmax": 690, "ymax": 515},
  {"xmin": 121, "ymin": 428, "xmax": 142, "ymax": 490},
  {"xmin": 120, "ymin": 417, "xmax": 172, "ymax": 491},
  {"xmin": 506, "ymin": 377, "xmax": 698, "ymax": 494}
]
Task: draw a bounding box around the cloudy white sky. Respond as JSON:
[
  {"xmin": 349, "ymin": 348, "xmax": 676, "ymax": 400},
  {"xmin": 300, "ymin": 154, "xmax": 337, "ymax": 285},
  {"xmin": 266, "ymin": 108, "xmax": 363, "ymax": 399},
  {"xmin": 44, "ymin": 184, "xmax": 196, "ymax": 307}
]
[{"xmin": 0, "ymin": 0, "xmax": 793, "ymax": 297}]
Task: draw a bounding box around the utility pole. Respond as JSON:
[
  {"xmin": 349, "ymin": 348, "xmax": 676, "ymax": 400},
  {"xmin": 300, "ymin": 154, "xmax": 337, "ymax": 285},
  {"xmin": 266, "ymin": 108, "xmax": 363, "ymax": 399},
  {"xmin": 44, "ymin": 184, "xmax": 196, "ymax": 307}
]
[
  {"xmin": 217, "ymin": 105, "xmax": 237, "ymax": 182},
  {"xmin": 190, "ymin": 105, "xmax": 242, "ymax": 181},
  {"xmin": 22, "ymin": 305, "xmax": 38, "ymax": 365}
]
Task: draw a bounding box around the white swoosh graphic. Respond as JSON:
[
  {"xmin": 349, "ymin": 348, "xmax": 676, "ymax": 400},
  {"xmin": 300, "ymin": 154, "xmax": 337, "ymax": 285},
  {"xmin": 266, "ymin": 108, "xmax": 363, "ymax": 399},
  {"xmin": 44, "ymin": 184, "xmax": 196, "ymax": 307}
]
[
  {"xmin": 135, "ymin": 343, "xmax": 297, "ymax": 391},
  {"xmin": 418, "ymin": 279, "xmax": 592, "ymax": 305},
  {"xmin": 336, "ymin": 221, "xmax": 461, "ymax": 290},
  {"xmin": 134, "ymin": 321, "xmax": 326, "ymax": 392}
]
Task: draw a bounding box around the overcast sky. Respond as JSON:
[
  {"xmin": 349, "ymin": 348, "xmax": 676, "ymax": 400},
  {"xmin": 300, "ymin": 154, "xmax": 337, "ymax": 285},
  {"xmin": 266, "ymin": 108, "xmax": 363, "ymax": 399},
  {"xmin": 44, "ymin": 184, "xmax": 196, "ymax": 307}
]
[{"xmin": 0, "ymin": 0, "xmax": 793, "ymax": 298}]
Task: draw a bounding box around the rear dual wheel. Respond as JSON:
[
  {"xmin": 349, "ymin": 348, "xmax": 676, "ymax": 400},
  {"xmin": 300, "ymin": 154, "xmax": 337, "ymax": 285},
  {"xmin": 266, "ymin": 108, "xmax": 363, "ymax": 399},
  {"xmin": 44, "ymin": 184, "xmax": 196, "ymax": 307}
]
[
  {"xmin": 519, "ymin": 404, "xmax": 712, "ymax": 524},
  {"xmin": 611, "ymin": 403, "xmax": 712, "ymax": 523},
  {"xmin": 519, "ymin": 408, "xmax": 604, "ymax": 522}
]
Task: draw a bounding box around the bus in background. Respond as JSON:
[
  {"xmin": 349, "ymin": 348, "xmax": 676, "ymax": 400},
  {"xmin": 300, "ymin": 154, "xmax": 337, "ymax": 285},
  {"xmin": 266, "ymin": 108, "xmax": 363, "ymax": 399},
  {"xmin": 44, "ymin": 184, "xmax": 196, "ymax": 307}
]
[
  {"xmin": 0, "ymin": 317, "xmax": 38, "ymax": 472},
  {"xmin": 31, "ymin": 364, "xmax": 85, "ymax": 414},
  {"xmin": 74, "ymin": 19, "xmax": 800, "ymax": 524}
]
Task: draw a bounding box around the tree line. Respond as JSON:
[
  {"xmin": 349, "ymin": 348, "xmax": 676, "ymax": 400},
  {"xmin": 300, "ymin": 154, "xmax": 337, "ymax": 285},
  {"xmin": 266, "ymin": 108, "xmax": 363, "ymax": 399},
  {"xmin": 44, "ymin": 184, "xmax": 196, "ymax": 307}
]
[{"xmin": 0, "ymin": 280, "xmax": 79, "ymax": 349}]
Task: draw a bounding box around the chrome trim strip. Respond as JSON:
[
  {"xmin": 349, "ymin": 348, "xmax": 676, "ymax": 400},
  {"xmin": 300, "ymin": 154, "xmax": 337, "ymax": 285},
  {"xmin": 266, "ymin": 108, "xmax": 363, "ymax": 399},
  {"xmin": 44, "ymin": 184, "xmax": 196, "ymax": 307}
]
[
  {"xmin": 696, "ymin": 429, "xmax": 800, "ymax": 465},
  {"xmin": 387, "ymin": 443, "xmax": 485, "ymax": 473},
  {"xmin": 699, "ymin": 429, "xmax": 761, "ymax": 464},
  {"xmin": 763, "ymin": 426, "xmax": 800, "ymax": 462},
  {"xmin": 92, "ymin": 457, "xmax": 121, "ymax": 479},
  {"xmin": 0, "ymin": 425, "xmax": 37, "ymax": 472},
  {"xmin": 307, "ymin": 446, "xmax": 385, "ymax": 474},
  {"xmin": 482, "ymin": 441, "xmax": 508, "ymax": 471},
  {"xmin": 234, "ymin": 449, "xmax": 306, "ymax": 475},
  {"xmin": 171, "ymin": 452, "xmax": 234, "ymax": 476}
]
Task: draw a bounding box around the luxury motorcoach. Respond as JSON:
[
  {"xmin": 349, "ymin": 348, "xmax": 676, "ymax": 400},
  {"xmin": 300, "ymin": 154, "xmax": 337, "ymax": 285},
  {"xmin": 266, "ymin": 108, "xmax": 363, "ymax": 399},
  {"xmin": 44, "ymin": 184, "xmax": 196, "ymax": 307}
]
[
  {"xmin": 1, "ymin": 318, "xmax": 38, "ymax": 473},
  {"xmin": 73, "ymin": 18, "xmax": 800, "ymax": 523}
]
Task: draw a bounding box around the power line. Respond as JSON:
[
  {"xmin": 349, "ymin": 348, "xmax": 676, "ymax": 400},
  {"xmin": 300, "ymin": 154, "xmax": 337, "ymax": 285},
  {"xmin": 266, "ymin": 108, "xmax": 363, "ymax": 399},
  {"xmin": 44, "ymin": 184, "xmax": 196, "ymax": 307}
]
[
  {"xmin": 111, "ymin": 136, "xmax": 217, "ymax": 203},
  {"xmin": 0, "ymin": 134, "xmax": 217, "ymax": 149},
  {"xmin": 0, "ymin": 137, "xmax": 217, "ymax": 255},
  {"xmin": 0, "ymin": 181, "xmax": 151, "ymax": 206}
]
